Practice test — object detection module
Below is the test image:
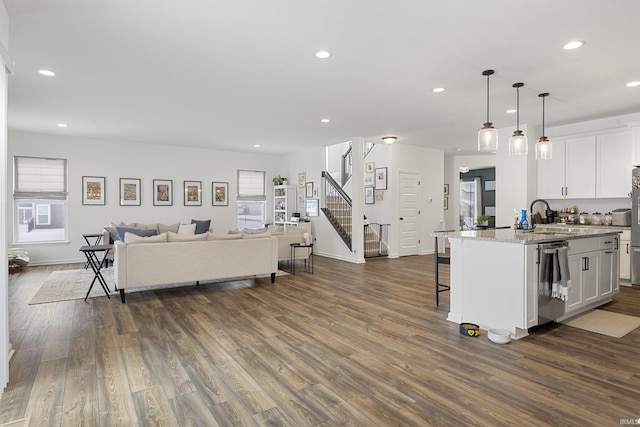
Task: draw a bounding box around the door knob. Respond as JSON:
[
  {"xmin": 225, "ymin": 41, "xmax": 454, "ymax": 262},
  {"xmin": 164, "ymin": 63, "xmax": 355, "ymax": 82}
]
[{"xmin": 400, "ymin": 217, "xmax": 404, "ymax": 220}]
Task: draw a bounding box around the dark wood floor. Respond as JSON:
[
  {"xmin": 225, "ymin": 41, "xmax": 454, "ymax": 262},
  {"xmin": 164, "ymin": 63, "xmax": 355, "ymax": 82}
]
[{"xmin": 2, "ymin": 255, "xmax": 640, "ymax": 426}]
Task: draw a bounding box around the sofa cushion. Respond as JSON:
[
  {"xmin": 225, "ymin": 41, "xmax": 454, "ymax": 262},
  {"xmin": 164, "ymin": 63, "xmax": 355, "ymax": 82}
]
[
  {"xmin": 191, "ymin": 219, "xmax": 211, "ymax": 234},
  {"xmin": 207, "ymin": 232, "xmax": 244, "ymax": 240},
  {"xmin": 125, "ymin": 232, "xmax": 168, "ymax": 244},
  {"xmin": 116, "ymin": 226, "xmax": 158, "ymax": 241},
  {"xmin": 243, "ymin": 229, "xmax": 272, "ymax": 239},
  {"xmin": 104, "ymin": 226, "xmax": 120, "ymax": 242},
  {"xmin": 135, "ymin": 223, "xmax": 159, "ymax": 232},
  {"xmin": 167, "ymin": 231, "xmax": 208, "ymax": 242},
  {"xmin": 178, "ymin": 223, "xmax": 197, "ymax": 234},
  {"xmin": 158, "ymin": 222, "xmax": 180, "ymax": 234}
]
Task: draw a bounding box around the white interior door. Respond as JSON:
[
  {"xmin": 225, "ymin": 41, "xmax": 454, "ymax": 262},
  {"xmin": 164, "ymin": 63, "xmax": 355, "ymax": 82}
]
[{"xmin": 398, "ymin": 171, "xmax": 420, "ymax": 256}]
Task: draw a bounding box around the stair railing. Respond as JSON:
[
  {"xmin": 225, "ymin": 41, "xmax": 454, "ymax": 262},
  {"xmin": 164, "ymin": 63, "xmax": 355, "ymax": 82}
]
[
  {"xmin": 321, "ymin": 171, "xmax": 353, "ymax": 250},
  {"xmin": 364, "ymin": 223, "xmax": 390, "ymax": 258}
]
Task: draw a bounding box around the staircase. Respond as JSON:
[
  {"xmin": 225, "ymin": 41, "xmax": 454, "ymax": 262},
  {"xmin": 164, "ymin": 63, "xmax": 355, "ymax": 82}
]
[
  {"xmin": 321, "ymin": 171, "xmax": 388, "ymax": 257},
  {"xmin": 322, "ymin": 171, "xmax": 352, "ymax": 250}
]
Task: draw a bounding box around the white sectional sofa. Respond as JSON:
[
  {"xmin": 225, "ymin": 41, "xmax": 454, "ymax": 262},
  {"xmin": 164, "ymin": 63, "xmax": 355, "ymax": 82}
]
[{"xmin": 114, "ymin": 233, "xmax": 278, "ymax": 303}]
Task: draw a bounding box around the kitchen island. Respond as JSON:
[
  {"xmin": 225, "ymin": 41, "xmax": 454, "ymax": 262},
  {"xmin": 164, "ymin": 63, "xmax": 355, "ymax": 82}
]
[{"xmin": 444, "ymin": 227, "xmax": 621, "ymax": 339}]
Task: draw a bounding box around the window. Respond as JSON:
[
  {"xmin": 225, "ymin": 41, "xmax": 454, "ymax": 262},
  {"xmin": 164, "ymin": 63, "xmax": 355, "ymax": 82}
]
[
  {"xmin": 14, "ymin": 156, "xmax": 68, "ymax": 243},
  {"xmin": 237, "ymin": 170, "xmax": 266, "ymax": 230}
]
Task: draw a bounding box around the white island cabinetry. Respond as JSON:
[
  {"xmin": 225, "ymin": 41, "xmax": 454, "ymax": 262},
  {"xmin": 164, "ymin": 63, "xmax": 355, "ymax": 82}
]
[{"xmin": 447, "ymin": 229, "xmax": 620, "ymax": 339}]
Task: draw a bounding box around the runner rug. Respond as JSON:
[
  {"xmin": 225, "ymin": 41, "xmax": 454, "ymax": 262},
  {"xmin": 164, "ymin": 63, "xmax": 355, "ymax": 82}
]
[{"xmin": 30, "ymin": 268, "xmax": 288, "ymax": 305}]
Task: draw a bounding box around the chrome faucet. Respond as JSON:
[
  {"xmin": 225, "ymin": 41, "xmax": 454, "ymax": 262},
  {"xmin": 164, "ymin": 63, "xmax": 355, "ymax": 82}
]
[{"xmin": 530, "ymin": 199, "xmax": 552, "ymax": 223}]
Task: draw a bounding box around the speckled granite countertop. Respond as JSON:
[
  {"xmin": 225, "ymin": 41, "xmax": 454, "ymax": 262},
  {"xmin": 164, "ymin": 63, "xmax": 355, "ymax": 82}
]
[{"xmin": 440, "ymin": 227, "xmax": 622, "ymax": 245}]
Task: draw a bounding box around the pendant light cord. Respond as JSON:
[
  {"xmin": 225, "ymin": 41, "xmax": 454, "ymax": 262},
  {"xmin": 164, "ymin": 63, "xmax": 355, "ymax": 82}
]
[
  {"xmin": 542, "ymin": 95, "xmax": 545, "ymax": 136},
  {"xmin": 516, "ymin": 86, "xmax": 520, "ymax": 131},
  {"xmin": 486, "ymin": 75, "xmax": 490, "ymax": 124}
]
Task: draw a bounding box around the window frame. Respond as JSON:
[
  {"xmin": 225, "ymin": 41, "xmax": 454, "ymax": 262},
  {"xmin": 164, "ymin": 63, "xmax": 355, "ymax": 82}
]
[{"xmin": 13, "ymin": 156, "xmax": 69, "ymax": 244}]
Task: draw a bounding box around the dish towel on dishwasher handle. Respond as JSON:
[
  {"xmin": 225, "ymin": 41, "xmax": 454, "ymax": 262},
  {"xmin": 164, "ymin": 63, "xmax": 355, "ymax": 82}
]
[
  {"xmin": 553, "ymin": 246, "xmax": 570, "ymax": 301},
  {"xmin": 539, "ymin": 246, "xmax": 570, "ymax": 301}
]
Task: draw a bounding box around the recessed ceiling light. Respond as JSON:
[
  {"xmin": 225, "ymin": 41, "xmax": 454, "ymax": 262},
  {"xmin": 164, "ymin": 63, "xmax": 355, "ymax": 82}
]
[
  {"xmin": 626, "ymin": 81, "xmax": 640, "ymax": 88},
  {"xmin": 507, "ymin": 109, "xmax": 517, "ymax": 114},
  {"xmin": 563, "ymin": 40, "xmax": 584, "ymax": 50},
  {"xmin": 57, "ymin": 123, "xmax": 68, "ymax": 128},
  {"xmin": 432, "ymin": 87, "xmax": 445, "ymax": 93},
  {"xmin": 253, "ymin": 144, "xmax": 261, "ymax": 148},
  {"xmin": 315, "ymin": 50, "xmax": 332, "ymax": 59},
  {"xmin": 321, "ymin": 118, "xmax": 330, "ymax": 123},
  {"xmin": 38, "ymin": 69, "xmax": 55, "ymax": 76}
]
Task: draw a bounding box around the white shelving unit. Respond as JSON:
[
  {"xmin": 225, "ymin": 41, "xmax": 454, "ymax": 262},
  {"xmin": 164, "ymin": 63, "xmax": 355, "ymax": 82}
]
[{"xmin": 273, "ymin": 185, "xmax": 296, "ymax": 224}]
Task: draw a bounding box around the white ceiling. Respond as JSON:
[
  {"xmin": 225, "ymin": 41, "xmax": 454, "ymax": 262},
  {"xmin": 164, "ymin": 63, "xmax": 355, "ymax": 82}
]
[{"xmin": 4, "ymin": 0, "xmax": 640, "ymax": 155}]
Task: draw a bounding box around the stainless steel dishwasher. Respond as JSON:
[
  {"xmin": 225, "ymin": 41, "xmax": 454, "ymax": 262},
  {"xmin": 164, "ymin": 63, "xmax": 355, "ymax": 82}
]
[{"xmin": 537, "ymin": 241, "xmax": 569, "ymax": 325}]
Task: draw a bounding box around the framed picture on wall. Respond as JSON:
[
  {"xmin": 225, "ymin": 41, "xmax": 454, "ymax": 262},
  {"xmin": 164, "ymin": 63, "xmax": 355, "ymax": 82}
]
[
  {"xmin": 375, "ymin": 167, "xmax": 387, "ymax": 190},
  {"xmin": 364, "ymin": 173, "xmax": 374, "ymax": 186},
  {"xmin": 365, "ymin": 186, "xmax": 375, "ymax": 204},
  {"xmin": 120, "ymin": 178, "xmax": 141, "ymax": 206},
  {"xmin": 212, "ymin": 182, "xmax": 229, "ymax": 206},
  {"xmin": 184, "ymin": 180, "xmax": 202, "ymax": 206},
  {"xmin": 306, "ymin": 181, "xmax": 313, "ymax": 198},
  {"xmin": 153, "ymin": 179, "xmax": 173, "ymax": 206},
  {"xmin": 82, "ymin": 176, "xmax": 105, "ymax": 205},
  {"xmin": 305, "ymin": 199, "xmax": 319, "ymax": 217}
]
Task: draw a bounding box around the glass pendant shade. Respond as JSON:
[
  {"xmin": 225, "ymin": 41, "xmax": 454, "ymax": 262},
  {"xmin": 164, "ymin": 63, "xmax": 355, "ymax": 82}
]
[
  {"xmin": 508, "ymin": 82, "xmax": 528, "ymax": 156},
  {"xmin": 509, "ymin": 130, "xmax": 528, "ymax": 155},
  {"xmin": 478, "ymin": 69, "xmax": 498, "ymax": 152},
  {"xmin": 478, "ymin": 124, "xmax": 498, "ymax": 152},
  {"xmin": 536, "ymin": 136, "xmax": 552, "ymax": 160}
]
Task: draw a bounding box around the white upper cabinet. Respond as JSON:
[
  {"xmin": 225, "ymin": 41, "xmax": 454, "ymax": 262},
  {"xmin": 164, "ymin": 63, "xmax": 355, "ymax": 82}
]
[
  {"xmin": 565, "ymin": 136, "xmax": 596, "ymax": 198},
  {"xmin": 537, "ymin": 137, "xmax": 596, "ymax": 199},
  {"xmin": 537, "ymin": 140, "xmax": 567, "ymax": 199},
  {"xmin": 597, "ymin": 131, "xmax": 632, "ymax": 198},
  {"xmin": 538, "ymin": 131, "xmax": 631, "ymax": 199},
  {"xmin": 631, "ymin": 126, "xmax": 640, "ymax": 166}
]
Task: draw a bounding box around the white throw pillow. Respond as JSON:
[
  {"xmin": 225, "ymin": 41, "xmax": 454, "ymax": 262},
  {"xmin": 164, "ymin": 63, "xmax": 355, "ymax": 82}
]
[
  {"xmin": 167, "ymin": 231, "xmax": 207, "ymax": 242},
  {"xmin": 178, "ymin": 223, "xmax": 197, "ymax": 234},
  {"xmin": 124, "ymin": 232, "xmax": 168, "ymax": 244}
]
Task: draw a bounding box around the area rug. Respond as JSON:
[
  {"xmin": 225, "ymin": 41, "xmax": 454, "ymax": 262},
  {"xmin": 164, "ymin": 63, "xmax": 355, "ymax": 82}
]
[
  {"xmin": 29, "ymin": 268, "xmax": 288, "ymax": 305},
  {"xmin": 560, "ymin": 309, "xmax": 640, "ymax": 338}
]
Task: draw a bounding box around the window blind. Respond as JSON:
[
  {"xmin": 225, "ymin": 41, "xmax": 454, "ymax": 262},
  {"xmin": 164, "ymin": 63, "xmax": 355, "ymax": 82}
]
[
  {"xmin": 14, "ymin": 156, "xmax": 68, "ymax": 200},
  {"xmin": 237, "ymin": 170, "xmax": 266, "ymax": 201}
]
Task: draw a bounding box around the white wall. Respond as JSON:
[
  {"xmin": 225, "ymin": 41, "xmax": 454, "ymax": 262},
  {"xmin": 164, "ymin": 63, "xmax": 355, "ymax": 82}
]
[
  {"xmin": 282, "ymin": 141, "xmax": 361, "ymax": 262},
  {"xmin": 389, "ymin": 143, "xmax": 444, "ymax": 256},
  {"xmin": 7, "ymin": 131, "xmax": 282, "ymax": 264},
  {"xmin": 1, "ymin": 0, "xmax": 10, "ymax": 395},
  {"xmin": 446, "ymin": 153, "xmax": 496, "ymax": 230},
  {"xmin": 495, "ymin": 124, "xmax": 537, "ymax": 226}
]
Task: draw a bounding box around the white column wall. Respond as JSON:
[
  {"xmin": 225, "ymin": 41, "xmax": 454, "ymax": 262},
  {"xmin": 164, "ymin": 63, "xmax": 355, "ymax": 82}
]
[{"xmin": 1, "ymin": 0, "xmax": 10, "ymax": 395}]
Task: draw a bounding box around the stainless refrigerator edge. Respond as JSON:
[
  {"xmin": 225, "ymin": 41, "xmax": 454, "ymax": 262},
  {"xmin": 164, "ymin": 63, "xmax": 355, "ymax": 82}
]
[{"xmin": 631, "ymin": 167, "xmax": 640, "ymax": 285}]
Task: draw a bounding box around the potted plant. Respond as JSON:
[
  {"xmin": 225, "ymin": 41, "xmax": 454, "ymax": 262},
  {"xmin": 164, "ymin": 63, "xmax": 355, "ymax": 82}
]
[
  {"xmin": 272, "ymin": 175, "xmax": 287, "ymax": 186},
  {"xmin": 476, "ymin": 215, "xmax": 491, "ymax": 227}
]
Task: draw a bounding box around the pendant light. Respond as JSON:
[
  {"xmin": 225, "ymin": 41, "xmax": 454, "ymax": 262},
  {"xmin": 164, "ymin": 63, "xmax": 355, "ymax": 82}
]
[
  {"xmin": 535, "ymin": 93, "xmax": 552, "ymax": 160},
  {"xmin": 478, "ymin": 69, "xmax": 498, "ymax": 152},
  {"xmin": 508, "ymin": 82, "xmax": 528, "ymax": 156}
]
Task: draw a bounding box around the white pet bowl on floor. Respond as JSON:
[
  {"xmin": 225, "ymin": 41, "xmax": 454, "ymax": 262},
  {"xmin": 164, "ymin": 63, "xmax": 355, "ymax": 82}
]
[{"xmin": 487, "ymin": 328, "xmax": 512, "ymax": 344}]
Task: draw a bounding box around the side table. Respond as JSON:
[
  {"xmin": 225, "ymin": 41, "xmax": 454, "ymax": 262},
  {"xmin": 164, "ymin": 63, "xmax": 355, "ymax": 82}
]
[
  {"xmin": 290, "ymin": 243, "xmax": 313, "ymax": 275},
  {"xmin": 79, "ymin": 244, "xmax": 113, "ymax": 301},
  {"xmin": 82, "ymin": 232, "xmax": 104, "ymax": 269}
]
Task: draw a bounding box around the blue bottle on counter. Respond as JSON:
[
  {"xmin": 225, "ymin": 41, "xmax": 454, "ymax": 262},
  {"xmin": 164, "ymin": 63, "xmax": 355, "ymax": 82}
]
[{"xmin": 519, "ymin": 209, "xmax": 529, "ymax": 229}]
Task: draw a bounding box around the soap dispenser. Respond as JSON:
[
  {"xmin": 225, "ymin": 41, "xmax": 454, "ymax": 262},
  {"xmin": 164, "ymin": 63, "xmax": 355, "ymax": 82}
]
[{"xmin": 519, "ymin": 209, "xmax": 529, "ymax": 229}]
